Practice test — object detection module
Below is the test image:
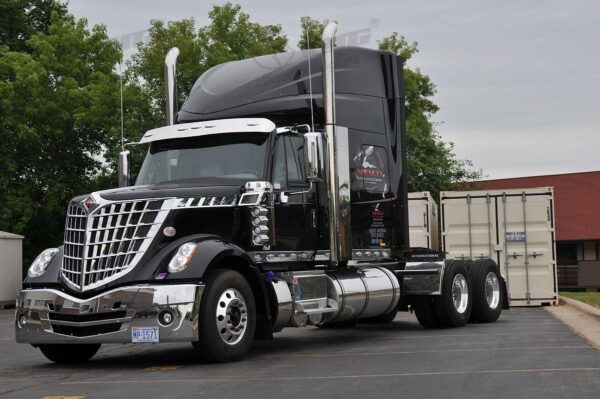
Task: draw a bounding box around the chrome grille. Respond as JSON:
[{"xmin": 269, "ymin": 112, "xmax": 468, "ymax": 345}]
[
  {"xmin": 62, "ymin": 204, "xmax": 86, "ymax": 288},
  {"xmin": 61, "ymin": 198, "xmax": 169, "ymax": 291}
]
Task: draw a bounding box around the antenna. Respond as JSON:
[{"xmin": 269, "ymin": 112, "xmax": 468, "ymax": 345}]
[
  {"xmin": 306, "ymin": 30, "xmax": 315, "ymax": 132},
  {"xmin": 119, "ymin": 60, "xmax": 124, "ymax": 152}
]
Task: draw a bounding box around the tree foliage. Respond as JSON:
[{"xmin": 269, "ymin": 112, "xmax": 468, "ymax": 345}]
[
  {"xmin": 378, "ymin": 32, "xmax": 482, "ymax": 199},
  {"xmin": 297, "ymin": 16, "xmax": 327, "ymax": 49},
  {"xmin": 0, "ymin": 12, "xmax": 121, "ymax": 264},
  {"xmin": 127, "ymin": 3, "xmax": 287, "ymax": 127},
  {"xmin": 0, "ymin": 0, "xmax": 68, "ymax": 52}
]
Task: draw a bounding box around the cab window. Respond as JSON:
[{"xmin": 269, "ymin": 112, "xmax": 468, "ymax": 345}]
[{"xmin": 273, "ymin": 135, "xmax": 306, "ymax": 189}]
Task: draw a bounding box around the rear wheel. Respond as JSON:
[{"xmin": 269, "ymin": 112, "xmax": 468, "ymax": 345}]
[
  {"xmin": 38, "ymin": 344, "xmax": 101, "ymax": 364},
  {"xmin": 470, "ymin": 258, "xmax": 503, "ymax": 323},
  {"xmin": 193, "ymin": 269, "xmax": 256, "ymax": 362},
  {"xmin": 413, "ymin": 297, "xmax": 440, "ymax": 328},
  {"xmin": 433, "ymin": 260, "xmax": 472, "ymax": 327}
]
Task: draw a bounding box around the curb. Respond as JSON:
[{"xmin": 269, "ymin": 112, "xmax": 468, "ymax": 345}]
[{"xmin": 559, "ymin": 295, "xmax": 600, "ymax": 319}]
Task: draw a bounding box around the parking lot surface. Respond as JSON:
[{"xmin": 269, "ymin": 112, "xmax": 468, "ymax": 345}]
[{"xmin": 1, "ymin": 307, "xmax": 599, "ymax": 398}]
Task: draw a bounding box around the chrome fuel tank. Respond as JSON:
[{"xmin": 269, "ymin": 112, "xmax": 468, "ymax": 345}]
[{"xmin": 322, "ymin": 266, "xmax": 400, "ymax": 324}]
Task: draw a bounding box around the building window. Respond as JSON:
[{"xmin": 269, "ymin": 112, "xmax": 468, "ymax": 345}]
[{"xmin": 557, "ymin": 242, "xmax": 583, "ymax": 265}]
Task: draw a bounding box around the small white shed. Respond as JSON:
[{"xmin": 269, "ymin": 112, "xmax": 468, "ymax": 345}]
[{"xmin": 0, "ymin": 231, "xmax": 24, "ymax": 308}]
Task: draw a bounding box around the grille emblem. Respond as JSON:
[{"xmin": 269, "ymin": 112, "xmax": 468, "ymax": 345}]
[{"xmin": 81, "ymin": 196, "xmax": 97, "ymax": 212}]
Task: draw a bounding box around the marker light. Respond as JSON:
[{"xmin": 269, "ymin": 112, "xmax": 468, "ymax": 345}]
[{"xmin": 168, "ymin": 242, "xmax": 197, "ymax": 273}]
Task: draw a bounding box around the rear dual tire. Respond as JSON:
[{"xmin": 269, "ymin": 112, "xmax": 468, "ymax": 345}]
[
  {"xmin": 469, "ymin": 258, "xmax": 503, "ymax": 323},
  {"xmin": 413, "ymin": 260, "xmax": 472, "ymax": 328}
]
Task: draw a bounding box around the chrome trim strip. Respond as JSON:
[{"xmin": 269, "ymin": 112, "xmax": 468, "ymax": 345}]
[{"xmin": 248, "ymin": 251, "xmax": 314, "ymax": 263}]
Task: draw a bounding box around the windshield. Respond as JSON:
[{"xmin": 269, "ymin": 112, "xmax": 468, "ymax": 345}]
[{"xmin": 135, "ymin": 133, "xmax": 269, "ymax": 186}]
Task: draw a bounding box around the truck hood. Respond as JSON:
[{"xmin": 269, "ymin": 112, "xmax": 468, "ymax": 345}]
[{"xmin": 96, "ymin": 184, "xmax": 243, "ymax": 202}]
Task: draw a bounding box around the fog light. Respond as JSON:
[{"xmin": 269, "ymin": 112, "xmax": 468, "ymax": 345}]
[{"xmin": 159, "ymin": 311, "xmax": 174, "ymax": 326}]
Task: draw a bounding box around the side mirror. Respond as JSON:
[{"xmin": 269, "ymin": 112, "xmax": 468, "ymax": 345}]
[
  {"xmin": 118, "ymin": 150, "xmax": 131, "ymax": 187},
  {"xmin": 303, "ymin": 132, "xmax": 324, "ymax": 183}
]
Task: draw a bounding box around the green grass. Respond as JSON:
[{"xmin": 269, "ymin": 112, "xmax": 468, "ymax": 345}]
[{"xmin": 560, "ymin": 292, "xmax": 600, "ymax": 309}]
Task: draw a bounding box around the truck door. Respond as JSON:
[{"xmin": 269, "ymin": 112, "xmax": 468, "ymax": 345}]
[{"xmin": 272, "ymin": 135, "xmax": 319, "ymax": 251}]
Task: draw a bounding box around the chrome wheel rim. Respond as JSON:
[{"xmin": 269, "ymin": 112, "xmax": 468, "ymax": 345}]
[
  {"xmin": 485, "ymin": 272, "xmax": 500, "ymax": 309},
  {"xmin": 452, "ymin": 274, "xmax": 469, "ymax": 314},
  {"xmin": 216, "ymin": 288, "xmax": 248, "ymax": 345}
]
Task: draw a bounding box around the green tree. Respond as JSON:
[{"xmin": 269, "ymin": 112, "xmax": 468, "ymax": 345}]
[
  {"xmin": 121, "ymin": 3, "xmax": 288, "ymax": 184},
  {"xmin": 298, "ymin": 16, "xmax": 327, "ymax": 49},
  {"xmin": 0, "ymin": 0, "xmax": 68, "ymax": 52},
  {"xmin": 127, "ymin": 3, "xmax": 287, "ymax": 128},
  {"xmin": 0, "ymin": 11, "xmax": 122, "ymax": 265},
  {"xmin": 378, "ymin": 33, "xmax": 482, "ymax": 199}
]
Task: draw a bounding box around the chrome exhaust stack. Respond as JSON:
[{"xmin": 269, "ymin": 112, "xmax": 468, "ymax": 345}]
[
  {"xmin": 164, "ymin": 47, "xmax": 180, "ymax": 126},
  {"xmin": 321, "ymin": 22, "xmax": 352, "ymax": 264}
]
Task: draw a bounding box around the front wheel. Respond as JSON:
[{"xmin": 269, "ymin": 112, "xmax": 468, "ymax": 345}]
[
  {"xmin": 193, "ymin": 269, "xmax": 256, "ymax": 363},
  {"xmin": 38, "ymin": 344, "xmax": 101, "ymax": 364}
]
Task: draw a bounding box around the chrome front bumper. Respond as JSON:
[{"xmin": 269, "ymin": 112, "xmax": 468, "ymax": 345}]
[{"xmin": 15, "ymin": 284, "xmax": 205, "ymax": 344}]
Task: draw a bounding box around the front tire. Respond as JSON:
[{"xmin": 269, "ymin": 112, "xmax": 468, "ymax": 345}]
[
  {"xmin": 433, "ymin": 260, "xmax": 472, "ymax": 327},
  {"xmin": 470, "ymin": 258, "xmax": 503, "ymax": 323},
  {"xmin": 193, "ymin": 269, "xmax": 256, "ymax": 363},
  {"xmin": 38, "ymin": 344, "xmax": 101, "ymax": 364}
]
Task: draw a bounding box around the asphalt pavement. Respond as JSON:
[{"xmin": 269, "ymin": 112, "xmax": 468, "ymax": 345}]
[{"xmin": 1, "ymin": 307, "xmax": 599, "ymax": 399}]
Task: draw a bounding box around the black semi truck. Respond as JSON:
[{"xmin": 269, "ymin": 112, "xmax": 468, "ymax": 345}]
[{"xmin": 16, "ymin": 22, "xmax": 507, "ymax": 363}]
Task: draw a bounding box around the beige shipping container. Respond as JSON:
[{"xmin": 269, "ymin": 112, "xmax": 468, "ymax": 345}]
[
  {"xmin": 441, "ymin": 187, "xmax": 557, "ymax": 307},
  {"xmin": 408, "ymin": 192, "xmax": 439, "ymax": 251},
  {"xmin": 0, "ymin": 231, "xmax": 24, "ymax": 307}
]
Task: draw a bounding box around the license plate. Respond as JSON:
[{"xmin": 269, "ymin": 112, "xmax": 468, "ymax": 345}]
[{"xmin": 131, "ymin": 327, "xmax": 159, "ymax": 343}]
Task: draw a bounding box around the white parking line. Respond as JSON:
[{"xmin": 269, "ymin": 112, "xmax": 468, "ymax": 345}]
[
  {"xmin": 254, "ymin": 345, "xmax": 591, "ymax": 358},
  {"xmin": 60, "ymin": 367, "xmax": 600, "ymax": 385}
]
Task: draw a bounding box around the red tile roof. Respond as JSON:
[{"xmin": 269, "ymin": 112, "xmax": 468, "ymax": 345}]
[{"xmin": 477, "ymin": 171, "xmax": 600, "ymax": 241}]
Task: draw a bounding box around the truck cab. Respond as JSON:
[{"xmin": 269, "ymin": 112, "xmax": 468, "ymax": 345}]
[{"xmin": 15, "ymin": 22, "xmax": 507, "ymax": 363}]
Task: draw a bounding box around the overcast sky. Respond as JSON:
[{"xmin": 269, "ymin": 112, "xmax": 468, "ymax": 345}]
[{"xmin": 68, "ymin": 0, "xmax": 600, "ymax": 179}]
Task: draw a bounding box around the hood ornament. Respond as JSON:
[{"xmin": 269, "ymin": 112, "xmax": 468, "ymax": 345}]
[{"xmin": 81, "ymin": 195, "xmax": 97, "ymax": 213}]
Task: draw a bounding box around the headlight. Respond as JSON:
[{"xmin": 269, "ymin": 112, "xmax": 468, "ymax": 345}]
[
  {"xmin": 168, "ymin": 242, "xmax": 197, "ymax": 273},
  {"xmin": 28, "ymin": 248, "xmax": 59, "ymax": 278}
]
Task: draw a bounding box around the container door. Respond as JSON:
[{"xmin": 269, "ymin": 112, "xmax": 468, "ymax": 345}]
[
  {"xmin": 409, "ymin": 199, "xmax": 429, "ymax": 249},
  {"xmin": 498, "ymin": 193, "xmax": 556, "ymax": 305},
  {"xmin": 442, "ymin": 194, "xmax": 498, "ymax": 262}
]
